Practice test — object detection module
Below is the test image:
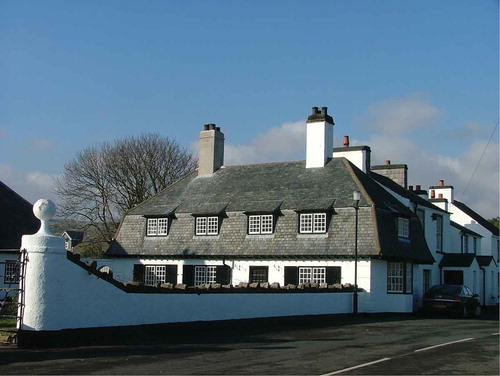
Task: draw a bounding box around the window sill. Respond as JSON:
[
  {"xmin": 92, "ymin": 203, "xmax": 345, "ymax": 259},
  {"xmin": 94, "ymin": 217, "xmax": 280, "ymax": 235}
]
[
  {"xmin": 246, "ymin": 234, "xmax": 275, "ymax": 239},
  {"xmin": 193, "ymin": 235, "xmax": 220, "ymax": 240},
  {"xmin": 297, "ymin": 233, "xmax": 328, "ymax": 239}
]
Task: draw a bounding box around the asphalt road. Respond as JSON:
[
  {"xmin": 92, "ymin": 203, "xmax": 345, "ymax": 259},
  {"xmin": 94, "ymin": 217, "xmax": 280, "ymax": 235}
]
[{"xmin": 0, "ymin": 312, "xmax": 498, "ymax": 375}]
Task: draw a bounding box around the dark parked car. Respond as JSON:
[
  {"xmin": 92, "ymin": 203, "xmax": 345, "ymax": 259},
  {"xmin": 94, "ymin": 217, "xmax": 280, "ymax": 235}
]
[{"xmin": 422, "ymin": 284, "xmax": 481, "ymax": 318}]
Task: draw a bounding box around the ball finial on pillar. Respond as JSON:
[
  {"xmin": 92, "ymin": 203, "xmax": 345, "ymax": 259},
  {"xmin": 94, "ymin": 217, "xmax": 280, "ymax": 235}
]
[{"xmin": 33, "ymin": 199, "xmax": 56, "ymax": 235}]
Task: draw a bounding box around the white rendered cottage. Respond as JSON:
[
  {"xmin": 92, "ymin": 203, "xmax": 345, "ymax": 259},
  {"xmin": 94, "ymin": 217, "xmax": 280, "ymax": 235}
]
[{"xmin": 105, "ymin": 107, "xmax": 434, "ymax": 313}]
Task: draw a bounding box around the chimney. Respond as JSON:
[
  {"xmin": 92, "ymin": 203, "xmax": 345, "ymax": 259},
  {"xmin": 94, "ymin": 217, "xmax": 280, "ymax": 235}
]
[
  {"xmin": 343, "ymin": 136, "xmax": 350, "ymax": 147},
  {"xmin": 198, "ymin": 124, "xmax": 224, "ymax": 176},
  {"xmin": 306, "ymin": 106, "xmax": 334, "ymax": 168},
  {"xmin": 429, "ymin": 179, "xmax": 454, "ymax": 203},
  {"xmin": 416, "ymin": 185, "xmax": 421, "ymax": 191},
  {"xmin": 409, "ymin": 185, "xmax": 413, "ymax": 191},
  {"xmin": 370, "ymin": 161, "xmax": 408, "ymax": 188}
]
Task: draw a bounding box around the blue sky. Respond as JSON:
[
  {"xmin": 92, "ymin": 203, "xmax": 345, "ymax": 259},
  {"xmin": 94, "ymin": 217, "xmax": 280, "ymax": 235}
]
[{"xmin": 1, "ymin": 0, "xmax": 498, "ymax": 217}]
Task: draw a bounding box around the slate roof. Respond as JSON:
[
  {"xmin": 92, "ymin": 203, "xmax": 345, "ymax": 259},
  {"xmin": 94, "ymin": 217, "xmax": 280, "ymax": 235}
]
[
  {"xmin": 476, "ymin": 255, "xmax": 495, "ymax": 267},
  {"xmin": 107, "ymin": 158, "xmax": 433, "ymax": 263},
  {"xmin": 452, "ymin": 200, "xmax": 499, "ymax": 236},
  {"xmin": 0, "ymin": 181, "xmax": 40, "ymax": 250},
  {"xmin": 439, "ymin": 253, "xmax": 476, "ymax": 267},
  {"xmin": 370, "ymin": 172, "xmax": 448, "ymax": 213},
  {"xmin": 62, "ymin": 230, "xmax": 84, "ymax": 241},
  {"xmin": 450, "ymin": 221, "xmax": 483, "ymax": 237}
]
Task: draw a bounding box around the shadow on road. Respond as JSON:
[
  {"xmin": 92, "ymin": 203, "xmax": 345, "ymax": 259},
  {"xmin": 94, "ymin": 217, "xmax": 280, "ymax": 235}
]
[{"xmin": 0, "ymin": 309, "xmax": 497, "ymax": 367}]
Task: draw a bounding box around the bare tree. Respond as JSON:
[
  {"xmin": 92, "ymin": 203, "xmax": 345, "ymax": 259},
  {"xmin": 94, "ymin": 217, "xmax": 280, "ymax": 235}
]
[{"xmin": 55, "ymin": 134, "xmax": 197, "ymax": 250}]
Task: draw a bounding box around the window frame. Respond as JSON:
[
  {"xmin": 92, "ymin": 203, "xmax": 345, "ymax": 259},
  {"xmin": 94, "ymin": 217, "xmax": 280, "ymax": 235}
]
[
  {"xmin": 397, "ymin": 217, "xmax": 410, "ymax": 239},
  {"xmin": 249, "ymin": 266, "xmax": 269, "ymax": 283},
  {"xmin": 4, "ymin": 260, "xmax": 20, "ymax": 284},
  {"xmin": 146, "ymin": 217, "xmax": 170, "ymax": 237},
  {"xmin": 298, "ymin": 266, "xmax": 327, "ymax": 284},
  {"xmin": 195, "ymin": 216, "xmax": 220, "ymax": 236},
  {"xmin": 248, "ymin": 214, "xmax": 274, "ymax": 235},
  {"xmin": 387, "ymin": 262, "xmax": 413, "ymax": 294},
  {"xmin": 194, "ymin": 265, "xmax": 217, "ymax": 286},
  {"xmin": 299, "ymin": 213, "xmax": 327, "ymax": 234}
]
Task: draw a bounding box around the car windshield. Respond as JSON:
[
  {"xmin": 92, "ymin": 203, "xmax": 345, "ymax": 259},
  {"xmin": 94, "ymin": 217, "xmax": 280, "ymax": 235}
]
[{"xmin": 429, "ymin": 285, "xmax": 461, "ymax": 295}]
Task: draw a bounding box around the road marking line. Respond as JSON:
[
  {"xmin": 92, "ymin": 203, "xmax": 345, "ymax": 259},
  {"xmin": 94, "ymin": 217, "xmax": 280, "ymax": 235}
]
[
  {"xmin": 414, "ymin": 338, "xmax": 474, "ymax": 353},
  {"xmin": 322, "ymin": 357, "xmax": 392, "ymax": 375},
  {"xmin": 491, "ymin": 333, "xmax": 500, "ymax": 336}
]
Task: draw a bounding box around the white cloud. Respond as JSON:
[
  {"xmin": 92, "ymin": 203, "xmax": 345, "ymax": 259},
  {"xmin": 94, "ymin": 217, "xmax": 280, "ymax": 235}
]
[
  {"xmin": 225, "ymin": 120, "xmax": 306, "ymax": 165},
  {"xmin": 0, "ymin": 164, "xmax": 58, "ymax": 205},
  {"xmin": 365, "ymin": 93, "xmax": 444, "ymax": 134},
  {"xmin": 356, "ymin": 134, "xmax": 499, "ymax": 219},
  {"xmin": 29, "ymin": 138, "xmax": 54, "ymax": 150},
  {"xmin": 191, "ymin": 120, "xmax": 306, "ymax": 166}
]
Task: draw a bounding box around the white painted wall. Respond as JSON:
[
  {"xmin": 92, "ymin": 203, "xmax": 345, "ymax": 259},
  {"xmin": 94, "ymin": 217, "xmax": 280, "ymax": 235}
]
[
  {"xmin": 101, "ymin": 258, "xmax": 372, "ymax": 292},
  {"xmin": 333, "ymin": 150, "xmax": 367, "ymax": 173},
  {"xmin": 21, "ymin": 230, "xmax": 422, "ymax": 332}
]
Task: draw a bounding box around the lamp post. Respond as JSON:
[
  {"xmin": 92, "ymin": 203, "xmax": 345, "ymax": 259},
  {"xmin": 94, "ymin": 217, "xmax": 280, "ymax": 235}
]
[{"xmin": 353, "ymin": 190, "xmax": 361, "ymax": 314}]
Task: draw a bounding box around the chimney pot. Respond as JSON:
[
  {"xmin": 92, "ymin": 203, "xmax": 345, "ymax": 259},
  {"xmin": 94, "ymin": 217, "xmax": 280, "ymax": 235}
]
[
  {"xmin": 385, "ymin": 160, "xmax": 391, "ymax": 165},
  {"xmin": 439, "ymin": 179, "xmax": 444, "ymax": 186},
  {"xmin": 215, "ymin": 127, "xmax": 220, "ymax": 132},
  {"xmin": 438, "ymin": 193, "xmax": 443, "ymax": 198},
  {"xmin": 430, "ymin": 189, "xmax": 435, "ymax": 198},
  {"xmin": 416, "ymin": 184, "xmax": 421, "ymax": 190},
  {"xmin": 321, "ymin": 107, "xmax": 327, "ymax": 115},
  {"xmin": 409, "ymin": 185, "xmax": 413, "ymax": 191},
  {"xmin": 312, "ymin": 106, "xmax": 319, "ymax": 115},
  {"xmin": 343, "ymin": 135, "xmax": 350, "ymax": 147},
  {"xmin": 203, "ymin": 124, "xmax": 210, "ymax": 131}
]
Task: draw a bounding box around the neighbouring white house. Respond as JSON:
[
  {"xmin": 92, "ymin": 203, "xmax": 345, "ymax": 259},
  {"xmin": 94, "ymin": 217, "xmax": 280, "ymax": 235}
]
[
  {"xmin": 428, "ymin": 181, "xmax": 499, "ymax": 305},
  {"xmin": 0, "ymin": 181, "xmax": 39, "ymax": 295}
]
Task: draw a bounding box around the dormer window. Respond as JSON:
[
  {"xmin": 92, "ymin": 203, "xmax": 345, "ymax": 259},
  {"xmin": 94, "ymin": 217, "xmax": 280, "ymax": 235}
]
[
  {"xmin": 195, "ymin": 216, "xmax": 219, "ymax": 236},
  {"xmin": 397, "ymin": 217, "xmax": 409, "ymax": 238},
  {"xmin": 146, "ymin": 217, "xmax": 169, "ymax": 236},
  {"xmin": 299, "ymin": 213, "xmax": 327, "ymax": 234},
  {"xmin": 248, "ymin": 214, "xmax": 274, "ymax": 234}
]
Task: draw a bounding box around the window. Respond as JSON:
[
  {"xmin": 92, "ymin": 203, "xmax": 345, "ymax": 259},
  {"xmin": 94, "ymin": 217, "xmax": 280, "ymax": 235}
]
[
  {"xmin": 299, "ymin": 267, "xmax": 326, "ymax": 284},
  {"xmin": 397, "ymin": 218, "xmax": 409, "ymax": 238},
  {"xmin": 423, "ymin": 270, "xmax": 431, "ymax": 293},
  {"xmin": 284, "ymin": 266, "xmax": 341, "ymax": 285},
  {"xmin": 133, "ymin": 264, "xmax": 178, "ymax": 285},
  {"xmin": 248, "ymin": 214, "xmax": 274, "ymax": 234},
  {"xmin": 4, "ymin": 260, "xmax": 20, "ymax": 284},
  {"xmin": 443, "ymin": 270, "xmax": 463, "ymax": 285},
  {"xmin": 435, "ymin": 215, "xmax": 443, "ymax": 251},
  {"xmin": 472, "ymin": 237, "xmax": 477, "ymax": 254},
  {"xmin": 417, "ymin": 210, "xmax": 425, "ymax": 231},
  {"xmin": 146, "ymin": 217, "xmax": 169, "ymax": 236},
  {"xmin": 194, "ymin": 265, "xmax": 217, "ymax": 286},
  {"xmin": 387, "ymin": 262, "xmax": 412, "ymax": 294},
  {"xmin": 249, "ymin": 266, "xmax": 269, "ymax": 283},
  {"xmin": 195, "ymin": 216, "xmax": 219, "ymax": 235},
  {"xmin": 145, "ymin": 265, "xmax": 166, "ymax": 286},
  {"xmin": 462, "ymin": 235, "xmax": 469, "ymax": 253},
  {"xmin": 299, "ymin": 213, "xmax": 327, "ymax": 234}
]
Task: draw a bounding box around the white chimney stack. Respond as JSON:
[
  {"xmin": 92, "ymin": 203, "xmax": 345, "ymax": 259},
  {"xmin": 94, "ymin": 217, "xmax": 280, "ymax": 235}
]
[{"xmin": 306, "ymin": 106, "xmax": 334, "ymax": 168}]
